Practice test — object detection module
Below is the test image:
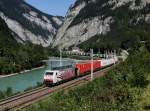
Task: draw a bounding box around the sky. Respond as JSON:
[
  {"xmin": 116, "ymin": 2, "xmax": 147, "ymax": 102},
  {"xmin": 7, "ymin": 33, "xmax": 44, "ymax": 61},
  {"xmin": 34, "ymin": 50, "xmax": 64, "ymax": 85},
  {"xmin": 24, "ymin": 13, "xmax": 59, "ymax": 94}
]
[{"xmin": 25, "ymin": 0, "xmax": 75, "ymax": 16}]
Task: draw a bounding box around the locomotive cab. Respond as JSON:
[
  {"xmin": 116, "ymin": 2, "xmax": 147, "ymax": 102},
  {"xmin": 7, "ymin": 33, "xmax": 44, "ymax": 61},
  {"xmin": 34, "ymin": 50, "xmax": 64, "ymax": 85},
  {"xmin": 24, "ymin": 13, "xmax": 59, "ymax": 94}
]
[
  {"xmin": 44, "ymin": 65, "xmax": 75, "ymax": 85},
  {"xmin": 44, "ymin": 70, "xmax": 58, "ymax": 84}
]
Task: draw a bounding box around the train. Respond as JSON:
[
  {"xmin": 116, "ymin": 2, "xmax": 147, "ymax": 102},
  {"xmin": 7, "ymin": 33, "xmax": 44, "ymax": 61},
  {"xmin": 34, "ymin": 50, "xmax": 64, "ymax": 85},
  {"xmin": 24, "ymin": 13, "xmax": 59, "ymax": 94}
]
[{"xmin": 44, "ymin": 57, "xmax": 118, "ymax": 85}]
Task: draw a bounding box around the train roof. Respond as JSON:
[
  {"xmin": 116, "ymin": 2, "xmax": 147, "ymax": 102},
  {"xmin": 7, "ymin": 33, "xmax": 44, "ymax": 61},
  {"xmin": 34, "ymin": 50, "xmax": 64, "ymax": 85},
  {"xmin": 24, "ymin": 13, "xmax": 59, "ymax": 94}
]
[
  {"xmin": 76, "ymin": 60, "xmax": 100, "ymax": 64},
  {"xmin": 53, "ymin": 65, "xmax": 72, "ymax": 70},
  {"xmin": 50, "ymin": 65, "xmax": 73, "ymax": 71},
  {"xmin": 45, "ymin": 70, "xmax": 58, "ymax": 72}
]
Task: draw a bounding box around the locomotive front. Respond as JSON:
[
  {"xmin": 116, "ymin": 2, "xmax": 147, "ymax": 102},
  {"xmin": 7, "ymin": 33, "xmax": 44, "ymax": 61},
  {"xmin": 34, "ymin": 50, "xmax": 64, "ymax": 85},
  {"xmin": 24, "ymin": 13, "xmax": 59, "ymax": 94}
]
[{"xmin": 43, "ymin": 70, "xmax": 58, "ymax": 85}]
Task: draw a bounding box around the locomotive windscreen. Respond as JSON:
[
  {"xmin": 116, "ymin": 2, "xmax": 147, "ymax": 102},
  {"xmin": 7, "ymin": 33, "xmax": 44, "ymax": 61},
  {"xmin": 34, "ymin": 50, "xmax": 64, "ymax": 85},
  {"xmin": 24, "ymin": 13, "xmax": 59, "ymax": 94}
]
[{"xmin": 46, "ymin": 72, "xmax": 53, "ymax": 75}]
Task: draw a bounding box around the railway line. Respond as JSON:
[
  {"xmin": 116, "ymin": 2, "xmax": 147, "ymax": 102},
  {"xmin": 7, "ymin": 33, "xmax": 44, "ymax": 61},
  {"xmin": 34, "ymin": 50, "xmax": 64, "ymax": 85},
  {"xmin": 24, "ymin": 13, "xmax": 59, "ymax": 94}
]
[{"xmin": 0, "ymin": 65, "xmax": 114, "ymax": 111}]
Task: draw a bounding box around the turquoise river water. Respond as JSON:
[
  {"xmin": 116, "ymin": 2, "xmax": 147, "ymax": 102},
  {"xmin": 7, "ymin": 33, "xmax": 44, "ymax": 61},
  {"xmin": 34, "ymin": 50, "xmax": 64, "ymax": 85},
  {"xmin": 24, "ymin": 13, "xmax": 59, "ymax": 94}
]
[{"xmin": 0, "ymin": 58, "xmax": 75, "ymax": 93}]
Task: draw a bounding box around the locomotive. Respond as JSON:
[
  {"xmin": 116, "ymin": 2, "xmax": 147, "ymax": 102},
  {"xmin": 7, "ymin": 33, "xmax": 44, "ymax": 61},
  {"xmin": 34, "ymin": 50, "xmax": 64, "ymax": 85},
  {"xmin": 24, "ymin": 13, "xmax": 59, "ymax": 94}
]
[{"xmin": 44, "ymin": 57, "xmax": 118, "ymax": 85}]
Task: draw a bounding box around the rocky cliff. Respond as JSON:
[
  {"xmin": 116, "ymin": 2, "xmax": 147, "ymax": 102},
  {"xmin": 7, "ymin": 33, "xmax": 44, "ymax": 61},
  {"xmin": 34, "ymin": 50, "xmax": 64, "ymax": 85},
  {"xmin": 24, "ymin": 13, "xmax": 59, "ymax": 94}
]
[
  {"xmin": 0, "ymin": 0, "xmax": 63, "ymax": 47},
  {"xmin": 53, "ymin": 0, "xmax": 150, "ymax": 49}
]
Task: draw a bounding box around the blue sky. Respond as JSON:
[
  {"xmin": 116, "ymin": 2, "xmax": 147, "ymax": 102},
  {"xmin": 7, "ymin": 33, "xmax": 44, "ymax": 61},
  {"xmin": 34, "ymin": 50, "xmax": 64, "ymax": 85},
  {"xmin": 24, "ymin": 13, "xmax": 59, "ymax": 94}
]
[{"xmin": 25, "ymin": 0, "xmax": 75, "ymax": 16}]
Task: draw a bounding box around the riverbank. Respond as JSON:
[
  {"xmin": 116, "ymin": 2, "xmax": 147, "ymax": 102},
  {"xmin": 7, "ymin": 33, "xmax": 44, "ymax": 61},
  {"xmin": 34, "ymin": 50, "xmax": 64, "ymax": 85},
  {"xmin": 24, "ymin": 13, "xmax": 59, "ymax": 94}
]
[
  {"xmin": 0, "ymin": 66, "xmax": 45, "ymax": 79},
  {"xmin": 0, "ymin": 58, "xmax": 75, "ymax": 93},
  {"xmin": 0, "ymin": 57, "xmax": 77, "ymax": 79}
]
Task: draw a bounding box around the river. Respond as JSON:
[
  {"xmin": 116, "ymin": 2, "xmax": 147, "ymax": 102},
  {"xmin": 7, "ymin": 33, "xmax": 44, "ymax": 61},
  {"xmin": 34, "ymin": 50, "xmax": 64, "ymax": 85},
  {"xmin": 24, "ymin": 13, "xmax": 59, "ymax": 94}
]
[{"xmin": 0, "ymin": 58, "xmax": 75, "ymax": 93}]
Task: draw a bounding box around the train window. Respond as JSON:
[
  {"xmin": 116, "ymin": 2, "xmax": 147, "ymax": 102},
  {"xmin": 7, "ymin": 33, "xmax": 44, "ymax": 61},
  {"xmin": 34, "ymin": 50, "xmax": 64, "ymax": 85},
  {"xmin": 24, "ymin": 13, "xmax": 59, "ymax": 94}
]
[{"xmin": 46, "ymin": 72, "xmax": 53, "ymax": 75}]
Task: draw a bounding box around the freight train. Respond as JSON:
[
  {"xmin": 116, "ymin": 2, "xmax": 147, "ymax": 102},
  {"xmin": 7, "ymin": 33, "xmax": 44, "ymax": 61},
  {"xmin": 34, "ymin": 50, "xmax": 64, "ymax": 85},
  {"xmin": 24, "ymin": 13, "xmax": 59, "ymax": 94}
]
[{"xmin": 44, "ymin": 57, "xmax": 118, "ymax": 85}]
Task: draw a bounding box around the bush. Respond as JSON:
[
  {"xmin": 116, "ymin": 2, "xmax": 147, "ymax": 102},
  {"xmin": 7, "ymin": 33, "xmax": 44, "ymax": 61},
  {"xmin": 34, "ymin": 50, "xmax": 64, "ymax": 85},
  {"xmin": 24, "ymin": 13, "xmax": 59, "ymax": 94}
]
[{"xmin": 0, "ymin": 87, "xmax": 13, "ymax": 100}]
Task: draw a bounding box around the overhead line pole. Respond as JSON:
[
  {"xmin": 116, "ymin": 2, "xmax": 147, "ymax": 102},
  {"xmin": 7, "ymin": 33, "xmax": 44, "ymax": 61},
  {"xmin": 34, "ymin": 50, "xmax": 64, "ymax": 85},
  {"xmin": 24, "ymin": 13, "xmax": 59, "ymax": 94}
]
[
  {"xmin": 60, "ymin": 48, "xmax": 62, "ymax": 66},
  {"xmin": 114, "ymin": 50, "xmax": 116, "ymax": 65},
  {"xmin": 91, "ymin": 49, "xmax": 93, "ymax": 81}
]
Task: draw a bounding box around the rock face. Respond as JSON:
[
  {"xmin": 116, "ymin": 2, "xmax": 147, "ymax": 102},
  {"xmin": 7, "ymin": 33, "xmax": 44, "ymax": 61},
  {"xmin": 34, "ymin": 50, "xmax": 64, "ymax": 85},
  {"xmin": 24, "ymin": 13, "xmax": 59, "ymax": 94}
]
[
  {"xmin": 0, "ymin": 16, "xmax": 17, "ymax": 45},
  {"xmin": 53, "ymin": 0, "xmax": 150, "ymax": 48},
  {"xmin": 0, "ymin": 0, "xmax": 63, "ymax": 47}
]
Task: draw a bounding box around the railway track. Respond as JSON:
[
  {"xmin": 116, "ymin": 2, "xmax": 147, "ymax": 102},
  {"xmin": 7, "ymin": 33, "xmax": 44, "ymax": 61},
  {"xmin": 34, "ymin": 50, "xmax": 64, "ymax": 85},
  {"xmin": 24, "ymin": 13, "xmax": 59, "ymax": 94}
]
[{"xmin": 0, "ymin": 65, "xmax": 114, "ymax": 111}]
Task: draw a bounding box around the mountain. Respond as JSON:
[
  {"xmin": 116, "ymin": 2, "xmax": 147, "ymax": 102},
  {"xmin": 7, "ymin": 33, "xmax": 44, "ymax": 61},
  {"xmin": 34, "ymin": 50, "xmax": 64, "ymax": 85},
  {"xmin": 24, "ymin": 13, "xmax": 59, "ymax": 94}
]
[
  {"xmin": 0, "ymin": 16, "xmax": 17, "ymax": 48},
  {"xmin": 0, "ymin": 0, "xmax": 63, "ymax": 47},
  {"xmin": 53, "ymin": 0, "xmax": 150, "ymax": 50},
  {"xmin": 0, "ymin": 16, "xmax": 49, "ymax": 74}
]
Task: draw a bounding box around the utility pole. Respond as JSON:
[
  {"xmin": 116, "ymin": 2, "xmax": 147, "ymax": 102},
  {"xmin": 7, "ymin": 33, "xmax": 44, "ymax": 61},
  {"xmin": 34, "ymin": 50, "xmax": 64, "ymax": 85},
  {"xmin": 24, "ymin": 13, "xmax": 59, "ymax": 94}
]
[
  {"xmin": 59, "ymin": 48, "xmax": 62, "ymax": 66},
  {"xmin": 114, "ymin": 50, "xmax": 116, "ymax": 65},
  {"xmin": 105, "ymin": 50, "xmax": 107, "ymax": 59},
  {"xmin": 98, "ymin": 48, "xmax": 101, "ymax": 58},
  {"xmin": 91, "ymin": 49, "xmax": 93, "ymax": 81}
]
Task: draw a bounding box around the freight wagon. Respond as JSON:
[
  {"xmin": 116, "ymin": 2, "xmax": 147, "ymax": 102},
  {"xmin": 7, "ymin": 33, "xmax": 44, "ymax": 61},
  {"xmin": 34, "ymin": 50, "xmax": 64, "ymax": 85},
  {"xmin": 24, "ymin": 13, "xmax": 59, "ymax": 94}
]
[{"xmin": 75, "ymin": 60, "xmax": 101, "ymax": 76}]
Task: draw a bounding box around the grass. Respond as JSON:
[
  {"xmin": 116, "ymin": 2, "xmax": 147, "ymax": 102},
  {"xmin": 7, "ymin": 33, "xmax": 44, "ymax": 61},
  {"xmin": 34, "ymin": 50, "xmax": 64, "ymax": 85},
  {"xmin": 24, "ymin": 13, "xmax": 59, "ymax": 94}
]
[
  {"xmin": 0, "ymin": 82, "xmax": 43, "ymax": 101},
  {"xmin": 139, "ymin": 74, "xmax": 150, "ymax": 111}
]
